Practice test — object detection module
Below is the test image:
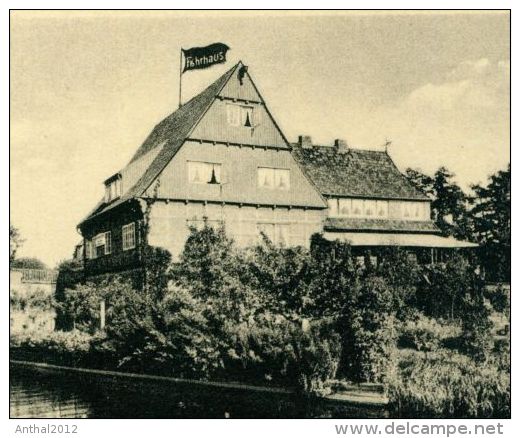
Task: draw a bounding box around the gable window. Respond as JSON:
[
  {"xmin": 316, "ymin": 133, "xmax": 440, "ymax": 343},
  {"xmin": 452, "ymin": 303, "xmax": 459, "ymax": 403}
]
[
  {"xmin": 226, "ymin": 104, "xmax": 257, "ymax": 127},
  {"xmin": 105, "ymin": 176, "xmax": 121, "ymax": 203},
  {"xmin": 258, "ymin": 168, "xmax": 290, "ymax": 190},
  {"xmin": 188, "ymin": 161, "xmax": 221, "ymax": 185},
  {"xmin": 122, "ymin": 223, "xmax": 136, "ymax": 251}
]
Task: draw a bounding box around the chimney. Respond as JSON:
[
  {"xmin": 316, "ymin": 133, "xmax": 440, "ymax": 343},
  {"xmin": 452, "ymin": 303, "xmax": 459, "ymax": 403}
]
[
  {"xmin": 334, "ymin": 138, "xmax": 348, "ymax": 153},
  {"xmin": 298, "ymin": 135, "xmax": 313, "ymax": 149}
]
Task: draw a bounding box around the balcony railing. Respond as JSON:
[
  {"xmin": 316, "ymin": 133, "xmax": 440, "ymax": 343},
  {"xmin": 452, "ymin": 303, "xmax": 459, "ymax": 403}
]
[{"xmin": 11, "ymin": 269, "xmax": 58, "ymax": 284}]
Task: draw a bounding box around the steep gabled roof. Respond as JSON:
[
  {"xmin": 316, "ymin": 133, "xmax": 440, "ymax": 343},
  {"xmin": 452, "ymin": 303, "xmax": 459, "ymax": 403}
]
[
  {"xmin": 291, "ymin": 144, "xmax": 430, "ymax": 201},
  {"xmin": 79, "ymin": 62, "xmax": 241, "ymax": 225}
]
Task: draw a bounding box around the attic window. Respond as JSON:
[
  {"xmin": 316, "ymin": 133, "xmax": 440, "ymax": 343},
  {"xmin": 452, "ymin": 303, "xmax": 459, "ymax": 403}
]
[
  {"xmin": 188, "ymin": 161, "xmax": 221, "ymax": 185},
  {"xmin": 226, "ymin": 103, "xmax": 257, "ymax": 128},
  {"xmin": 105, "ymin": 175, "xmax": 121, "ymax": 203}
]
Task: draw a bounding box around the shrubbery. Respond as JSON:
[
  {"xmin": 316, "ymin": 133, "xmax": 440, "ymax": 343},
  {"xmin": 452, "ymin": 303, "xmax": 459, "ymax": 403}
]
[
  {"xmin": 13, "ymin": 223, "xmax": 509, "ymax": 412},
  {"xmin": 387, "ymin": 350, "xmax": 510, "ymax": 418}
]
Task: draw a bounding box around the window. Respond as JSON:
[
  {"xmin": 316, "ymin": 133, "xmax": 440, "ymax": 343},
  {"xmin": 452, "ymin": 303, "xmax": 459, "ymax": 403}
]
[
  {"xmin": 352, "ymin": 199, "xmax": 364, "ymax": 216},
  {"xmin": 376, "ymin": 200, "xmax": 389, "ymax": 218},
  {"xmin": 85, "ymin": 239, "xmax": 93, "ymax": 259},
  {"xmin": 122, "ymin": 223, "xmax": 136, "ymax": 251},
  {"xmin": 327, "ymin": 198, "xmax": 339, "ymax": 216},
  {"xmin": 226, "ymin": 104, "xmax": 258, "ymax": 127},
  {"xmin": 105, "ymin": 177, "xmax": 121, "ymax": 203},
  {"xmin": 257, "ymin": 223, "xmax": 290, "ymax": 246},
  {"xmin": 188, "ymin": 161, "xmax": 221, "ymax": 184},
  {"xmin": 94, "ymin": 233, "xmax": 106, "ymax": 258},
  {"xmin": 258, "ymin": 168, "xmax": 290, "ymax": 190},
  {"xmin": 338, "ymin": 199, "xmax": 352, "ymax": 216},
  {"xmin": 105, "ymin": 231, "xmax": 112, "ymax": 255},
  {"xmin": 364, "ymin": 200, "xmax": 376, "ymax": 217}
]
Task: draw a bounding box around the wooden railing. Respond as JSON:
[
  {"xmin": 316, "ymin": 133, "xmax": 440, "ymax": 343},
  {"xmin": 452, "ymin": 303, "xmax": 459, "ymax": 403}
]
[{"xmin": 11, "ymin": 269, "xmax": 58, "ymax": 284}]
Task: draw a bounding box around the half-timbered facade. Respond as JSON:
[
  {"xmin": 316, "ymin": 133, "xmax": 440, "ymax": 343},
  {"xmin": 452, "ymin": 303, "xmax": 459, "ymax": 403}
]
[{"xmin": 78, "ymin": 62, "xmax": 327, "ymax": 277}]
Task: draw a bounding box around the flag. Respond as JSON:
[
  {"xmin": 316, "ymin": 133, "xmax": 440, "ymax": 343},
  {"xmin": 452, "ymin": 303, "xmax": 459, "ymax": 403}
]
[{"xmin": 182, "ymin": 43, "xmax": 230, "ymax": 73}]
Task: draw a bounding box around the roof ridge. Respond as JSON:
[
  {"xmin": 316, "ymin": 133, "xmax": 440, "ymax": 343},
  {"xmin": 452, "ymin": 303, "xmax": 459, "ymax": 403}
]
[{"xmin": 79, "ymin": 62, "xmax": 241, "ymax": 226}]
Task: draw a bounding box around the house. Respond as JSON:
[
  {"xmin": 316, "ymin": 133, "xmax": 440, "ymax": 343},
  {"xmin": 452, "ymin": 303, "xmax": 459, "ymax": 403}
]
[
  {"xmin": 291, "ymin": 137, "xmax": 476, "ymax": 263},
  {"xmin": 78, "ymin": 61, "xmax": 475, "ymax": 279},
  {"xmin": 78, "ymin": 62, "xmax": 327, "ymax": 278}
]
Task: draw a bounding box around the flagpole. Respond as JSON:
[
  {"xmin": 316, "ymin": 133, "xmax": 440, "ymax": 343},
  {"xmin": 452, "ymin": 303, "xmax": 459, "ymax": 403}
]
[{"xmin": 178, "ymin": 49, "xmax": 183, "ymax": 108}]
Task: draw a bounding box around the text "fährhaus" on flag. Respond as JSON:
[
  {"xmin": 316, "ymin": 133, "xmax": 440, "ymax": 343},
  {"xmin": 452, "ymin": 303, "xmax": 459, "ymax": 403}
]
[{"xmin": 182, "ymin": 43, "xmax": 230, "ymax": 73}]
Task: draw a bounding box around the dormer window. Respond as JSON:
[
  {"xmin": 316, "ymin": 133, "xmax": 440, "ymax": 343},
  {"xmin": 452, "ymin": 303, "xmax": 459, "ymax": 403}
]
[
  {"xmin": 104, "ymin": 174, "xmax": 121, "ymax": 203},
  {"xmin": 226, "ymin": 103, "xmax": 257, "ymax": 128}
]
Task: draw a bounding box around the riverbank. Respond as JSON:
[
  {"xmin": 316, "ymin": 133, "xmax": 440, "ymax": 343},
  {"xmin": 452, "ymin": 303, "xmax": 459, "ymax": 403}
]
[{"xmin": 10, "ymin": 360, "xmax": 389, "ymax": 419}]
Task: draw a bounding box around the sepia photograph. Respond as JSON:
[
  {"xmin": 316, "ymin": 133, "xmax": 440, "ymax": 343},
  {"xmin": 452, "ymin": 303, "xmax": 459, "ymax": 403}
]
[{"xmin": 9, "ymin": 9, "xmax": 510, "ymax": 421}]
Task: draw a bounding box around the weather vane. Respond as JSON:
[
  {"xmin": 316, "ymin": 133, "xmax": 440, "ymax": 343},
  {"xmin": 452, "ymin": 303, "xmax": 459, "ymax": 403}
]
[{"xmin": 384, "ymin": 138, "xmax": 392, "ymax": 152}]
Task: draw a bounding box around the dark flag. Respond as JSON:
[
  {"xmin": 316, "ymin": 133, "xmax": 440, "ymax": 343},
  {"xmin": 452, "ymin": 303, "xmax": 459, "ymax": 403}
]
[{"xmin": 182, "ymin": 43, "xmax": 230, "ymax": 73}]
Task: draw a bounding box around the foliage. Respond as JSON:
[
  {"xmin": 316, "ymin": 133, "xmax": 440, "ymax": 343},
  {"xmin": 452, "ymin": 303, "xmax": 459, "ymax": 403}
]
[
  {"xmin": 340, "ymin": 276, "xmax": 397, "ymax": 383},
  {"xmin": 10, "ymin": 330, "xmax": 94, "ymax": 366},
  {"xmin": 470, "ymin": 164, "xmax": 510, "ymax": 282},
  {"xmin": 399, "ymin": 315, "xmax": 444, "ymax": 353},
  {"xmin": 460, "ymin": 294, "xmax": 494, "ymax": 362},
  {"xmin": 405, "ymin": 167, "xmax": 472, "ymax": 240},
  {"xmin": 11, "ymin": 257, "xmax": 48, "ymax": 270},
  {"xmin": 10, "ymin": 224, "xmax": 24, "ymax": 264},
  {"xmin": 416, "ymin": 253, "xmax": 480, "ymax": 320},
  {"xmin": 10, "ymin": 288, "xmax": 54, "ymax": 311},
  {"xmin": 486, "ymin": 285, "xmax": 509, "ymax": 315},
  {"xmin": 388, "ymin": 350, "xmax": 510, "ymax": 418},
  {"xmin": 375, "ymin": 247, "xmax": 421, "ymax": 319},
  {"xmin": 26, "ymin": 224, "xmax": 507, "ymax": 404}
]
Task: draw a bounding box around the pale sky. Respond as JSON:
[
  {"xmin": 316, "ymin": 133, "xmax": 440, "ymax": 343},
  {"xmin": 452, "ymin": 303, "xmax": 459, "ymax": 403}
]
[{"xmin": 10, "ymin": 11, "xmax": 510, "ymax": 267}]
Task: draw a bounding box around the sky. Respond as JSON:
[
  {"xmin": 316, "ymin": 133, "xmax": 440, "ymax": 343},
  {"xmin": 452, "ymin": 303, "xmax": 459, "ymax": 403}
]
[{"xmin": 10, "ymin": 11, "xmax": 510, "ymax": 267}]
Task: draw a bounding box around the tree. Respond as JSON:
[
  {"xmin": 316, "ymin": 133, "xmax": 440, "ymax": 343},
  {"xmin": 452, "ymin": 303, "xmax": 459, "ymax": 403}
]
[
  {"xmin": 405, "ymin": 168, "xmax": 435, "ymax": 198},
  {"xmin": 9, "ymin": 224, "xmax": 24, "ymax": 264},
  {"xmin": 432, "ymin": 167, "xmax": 472, "ymax": 239},
  {"xmin": 406, "ymin": 167, "xmax": 472, "ymax": 239},
  {"xmin": 10, "ymin": 257, "xmax": 47, "ymax": 270},
  {"xmin": 470, "ymin": 164, "xmax": 510, "ymax": 282}
]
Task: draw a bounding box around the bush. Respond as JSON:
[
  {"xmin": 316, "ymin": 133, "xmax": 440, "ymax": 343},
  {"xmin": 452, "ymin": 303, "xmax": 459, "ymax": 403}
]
[
  {"xmin": 10, "ymin": 330, "xmax": 94, "ymax": 366},
  {"xmin": 340, "ymin": 276, "xmax": 397, "ymax": 383},
  {"xmin": 487, "ymin": 285, "xmax": 509, "ymax": 315},
  {"xmin": 388, "ymin": 350, "xmax": 510, "ymax": 418},
  {"xmin": 400, "ymin": 316, "xmax": 443, "ymax": 353},
  {"xmin": 460, "ymin": 294, "xmax": 494, "ymax": 362}
]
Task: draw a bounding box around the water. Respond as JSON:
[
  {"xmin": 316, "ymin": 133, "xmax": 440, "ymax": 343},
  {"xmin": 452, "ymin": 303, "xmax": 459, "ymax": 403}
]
[{"xmin": 10, "ymin": 364, "xmax": 387, "ymax": 419}]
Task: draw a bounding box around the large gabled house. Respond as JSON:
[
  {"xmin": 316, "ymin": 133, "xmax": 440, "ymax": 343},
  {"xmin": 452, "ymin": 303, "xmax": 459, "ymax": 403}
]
[
  {"xmin": 78, "ymin": 62, "xmax": 327, "ymax": 278},
  {"xmin": 78, "ymin": 61, "xmax": 474, "ymax": 278}
]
